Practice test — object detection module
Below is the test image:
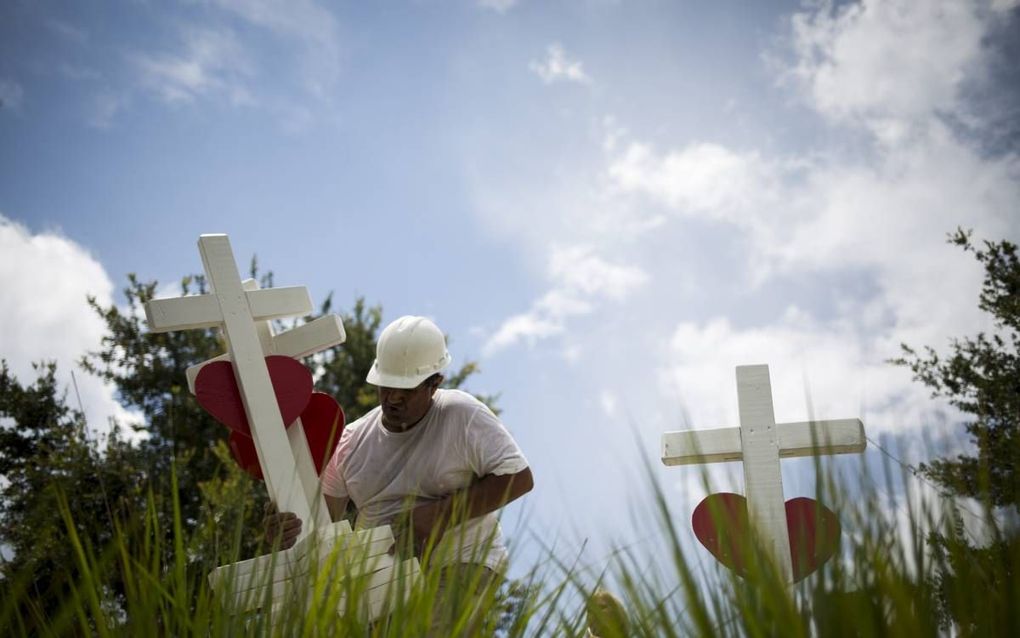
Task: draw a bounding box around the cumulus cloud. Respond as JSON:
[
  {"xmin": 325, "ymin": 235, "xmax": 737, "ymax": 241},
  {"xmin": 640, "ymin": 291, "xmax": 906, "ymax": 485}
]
[
  {"xmin": 783, "ymin": 0, "xmax": 998, "ymax": 144},
  {"xmin": 530, "ymin": 43, "xmax": 591, "ymax": 85},
  {"xmin": 0, "ymin": 216, "xmax": 138, "ymax": 437}
]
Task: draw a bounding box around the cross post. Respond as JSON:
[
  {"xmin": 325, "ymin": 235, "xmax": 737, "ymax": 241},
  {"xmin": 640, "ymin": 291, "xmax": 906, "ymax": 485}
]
[{"xmin": 661, "ymin": 364, "xmax": 866, "ymax": 582}]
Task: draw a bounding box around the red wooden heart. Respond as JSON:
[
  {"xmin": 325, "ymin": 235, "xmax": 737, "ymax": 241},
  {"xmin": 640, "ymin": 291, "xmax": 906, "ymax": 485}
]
[
  {"xmin": 299, "ymin": 392, "xmax": 345, "ymax": 475},
  {"xmin": 228, "ymin": 431, "xmax": 263, "ymax": 480},
  {"xmin": 194, "ymin": 355, "xmax": 314, "ymax": 434},
  {"xmin": 692, "ymin": 493, "xmax": 840, "ymax": 582}
]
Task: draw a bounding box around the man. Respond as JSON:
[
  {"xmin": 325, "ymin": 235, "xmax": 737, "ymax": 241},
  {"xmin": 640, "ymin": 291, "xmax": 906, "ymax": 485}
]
[{"xmin": 266, "ymin": 315, "xmax": 533, "ymax": 628}]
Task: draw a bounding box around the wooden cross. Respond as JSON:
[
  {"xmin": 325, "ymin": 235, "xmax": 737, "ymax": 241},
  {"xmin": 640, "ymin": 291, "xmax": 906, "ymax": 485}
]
[
  {"xmin": 145, "ymin": 234, "xmax": 329, "ymax": 533},
  {"xmin": 661, "ymin": 364, "xmax": 866, "ymax": 582},
  {"xmin": 181, "ymin": 278, "xmax": 346, "ymax": 531},
  {"xmin": 147, "ymin": 234, "xmax": 421, "ymax": 620}
]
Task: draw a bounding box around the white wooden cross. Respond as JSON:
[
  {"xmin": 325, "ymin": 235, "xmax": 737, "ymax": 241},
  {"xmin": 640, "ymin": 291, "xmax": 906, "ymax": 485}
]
[
  {"xmin": 145, "ymin": 234, "xmax": 331, "ymax": 533},
  {"xmin": 661, "ymin": 364, "xmax": 866, "ymax": 582},
  {"xmin": 183, "ymin": 278, "xmax": 345, "ymax": 532},
  {"xmin": 145, "ymin": 234, "xmax": 421, "ymax": 620}
]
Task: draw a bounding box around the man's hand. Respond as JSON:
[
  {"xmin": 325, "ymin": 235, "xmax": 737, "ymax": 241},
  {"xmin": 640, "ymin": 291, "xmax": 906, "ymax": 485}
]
[{"xmin": 263, "ymin": 501, "xmax": 302, "ymax": 550}]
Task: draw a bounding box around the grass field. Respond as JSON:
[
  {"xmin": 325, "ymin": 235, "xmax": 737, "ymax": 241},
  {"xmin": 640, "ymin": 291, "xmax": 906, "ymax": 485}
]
[{"xmin": 2, "ymin": 455, "xmax": 1018, "ymax": 637}]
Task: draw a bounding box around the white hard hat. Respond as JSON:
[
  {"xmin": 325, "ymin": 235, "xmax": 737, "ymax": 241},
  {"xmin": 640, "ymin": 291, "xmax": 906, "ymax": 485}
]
[{"xmin": 366, "ymin": 316, "xmax": 452, "ymax": 389}]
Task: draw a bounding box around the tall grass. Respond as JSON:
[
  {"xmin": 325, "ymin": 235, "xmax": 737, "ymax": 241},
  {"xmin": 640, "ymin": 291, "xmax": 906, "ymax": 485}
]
[{"xmin": 2, "ymin": 453, "xmax": 1018, "ymax": 637}]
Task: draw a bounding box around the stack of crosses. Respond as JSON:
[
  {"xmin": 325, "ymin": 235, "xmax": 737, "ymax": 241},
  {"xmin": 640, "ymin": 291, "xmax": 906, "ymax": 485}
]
[
  {"xmin": 661, "ymin": 364, "xmax": 866, "ymax": 583},
  {"xmin": 144, "ymin": 234, "xmax": 419, "ymax": 620}
]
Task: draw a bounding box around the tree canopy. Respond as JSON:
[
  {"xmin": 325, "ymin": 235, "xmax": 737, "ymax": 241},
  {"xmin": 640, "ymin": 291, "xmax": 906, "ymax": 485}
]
[{"xmin": 894, "ymin": 228, "xmax": 1020, "ymax": 512}]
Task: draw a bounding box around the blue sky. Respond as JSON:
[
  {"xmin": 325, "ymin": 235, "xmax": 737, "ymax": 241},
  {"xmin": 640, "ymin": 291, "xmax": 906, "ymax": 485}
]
[{"xmin": 2, "ymin": 0, "xmax": 1019, "ymax": 582}]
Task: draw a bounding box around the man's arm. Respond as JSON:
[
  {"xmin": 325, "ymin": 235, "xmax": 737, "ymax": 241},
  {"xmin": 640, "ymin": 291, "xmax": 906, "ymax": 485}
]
[
  {"xmin": 325, "ymin": 494, "xmax": 349, "ymax": 522},
  {"xmin": 408, "ymin": 466, "xmax": 534, "ymax": 550}
]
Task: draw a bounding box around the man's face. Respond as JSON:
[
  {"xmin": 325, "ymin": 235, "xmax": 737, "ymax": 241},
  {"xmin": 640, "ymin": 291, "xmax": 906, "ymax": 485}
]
[{"xmin": 378, "ymin": 378, "xmax": 437, "ymax": 431}]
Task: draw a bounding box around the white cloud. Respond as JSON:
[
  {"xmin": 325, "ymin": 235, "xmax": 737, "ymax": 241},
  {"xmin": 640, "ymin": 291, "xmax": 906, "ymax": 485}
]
[
  {"xmin": 483, "ymin": 245, "xmax": 647, "ymax": 354},
  {"xmin": 784, "ymin": 0, "xmax": 990, "ymax": 142},
  {"xmin": 477, "ymin": 0, "xmax": 519, "ymax": 13},
  {"xmin": 479, "ymin": 0, "xmax": 1019, "ymax": 455},
  {"xmin": 133, "ymin": 26, "xmax": 254, "ymax": 104},
  {"xmin": 530, "ymin": 43, "xmax": 592, "ymax": 85},
  {"xmin": 211, "ymin": 0, "xmax": 343, "ymax": 97},
  {"xmin": 0, "ymin": 216, "xmax": 139, "ymax": 438},
  {"xmin": 659, "ymin": 312, "xmax": 930, "ymax": 435},
  {"xmin": 0, "ymin": 80, "xmax": 24, "ymax": 113},
  {"xmin": 607, "ymin": 141, "xmax": 780, "ymax": 224}
]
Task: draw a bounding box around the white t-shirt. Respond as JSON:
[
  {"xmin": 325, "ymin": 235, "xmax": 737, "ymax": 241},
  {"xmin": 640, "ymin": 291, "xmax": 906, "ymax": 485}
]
[{"xmin": 320, "ymin": 389, "xmax": 529, "ymax": 570}]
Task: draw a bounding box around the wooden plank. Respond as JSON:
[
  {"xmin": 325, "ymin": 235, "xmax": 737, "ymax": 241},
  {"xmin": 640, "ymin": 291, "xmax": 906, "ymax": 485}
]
[
  {"xmin": 274, "ymin": 315, "xmax": 346, "ymax": 358},
  {"xmin": 247, "ymin": 286, "xmax": 313, "ymax": 321},
  {"xmin": 736, "ymin": 364, "xmax": 792, "ymax": 582},
  {"xmin": 662, "ymin": 419, "xmax": 866, "ymax": 465},
  {"xmin": 144, "ymin": 294, "xmax": 221, "ymax": 332},
  {"xmin": 777, "ymin": 419, "xmax": 866, "ymax": 457},
  {"xmin": 198, "ymin": 234, "xmax": 313, "ymax": 536},
  {"xmin": 208, "ymin": 520, "xmax": 357, "ymax": 590},
  {"xmin": 209, "ymin": 522, "xmax": 397, "ymax": 592},
  {"xmin": 268, "ymin": 558, "xmax": 420, "ymax": 621},
  {"xmin": 242, "ymin": 279, "xmax": 332, "ymax": 530},
  {"xmin": 661, "ymin": 428, "xmax": 741, "ymax": 465}
]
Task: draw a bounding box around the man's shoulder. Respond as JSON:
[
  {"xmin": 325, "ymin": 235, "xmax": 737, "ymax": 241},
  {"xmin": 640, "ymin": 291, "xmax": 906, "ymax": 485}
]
[
  {"xmin": 343, "ymin": 407, "xmax": 381, "ymax": 436},
  {"xmin": 437, "ymin": 388, "xmax": 489, "ymax": 413}
]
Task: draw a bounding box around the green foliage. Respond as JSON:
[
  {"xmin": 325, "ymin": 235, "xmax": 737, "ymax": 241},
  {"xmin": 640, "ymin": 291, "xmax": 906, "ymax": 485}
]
[
  {"xmin": 0, "ymin": 361, "xmax": 146, "ymax": 624},
  {"xmin": 893, "ymin": 228, "xmax": 1020, "ymax": 511}
]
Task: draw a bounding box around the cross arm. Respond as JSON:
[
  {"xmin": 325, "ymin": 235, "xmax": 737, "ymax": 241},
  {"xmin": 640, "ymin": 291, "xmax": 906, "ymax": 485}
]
[
  {"xmin": 145, "ymin": 287, "xmax": 313, "ymax": 334},
  {"xmin": 661, "ymin": 418, "xmax": 866, "ymax": 466},
  {"xmin": 146, "ymin": 295, "xmax": 222, "ymax": 332},
  {"xmin": 662, "ymin": 428, "xmax": 742, "ymax": 466},
  {"xmin": 775, "ymin": 419, "xmax": 866, "ymax": 457}
]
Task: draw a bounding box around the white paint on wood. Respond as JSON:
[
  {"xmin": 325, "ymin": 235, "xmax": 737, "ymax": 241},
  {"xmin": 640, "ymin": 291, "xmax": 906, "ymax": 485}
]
[
  {"xmin": 143, "ymin": 235, "xmax": 313, "ymax": 533},
  {"xmin": 145, "ymin": 294, "xmax": 222, "ymax": 332},
  {"xmin": 660, "ymin": 364, "xmax": 868, "ymax": 583},
  {"xmin": 213, "ymin": 522, "xmax": 413, "ymax": 618},
  {"xmin": 246, "ymin": 286, "xmax": 313, "ymax": 321},
  {"xmin": 662, "ymin": 419, "xmax": 865, "ymax": 465},
  {"xmin": 145, "ymin": 287, "xmax": 312, "ymax": 333},
  {"xmin": 736, "ymin": 365, "xmax": 793, "ymax": 582},
  {"xmin": 182, "ymin": 279, "xmax": 343, "ymax": 528},
  {"xmin": 242, "ymin": 280, "xmax": 331, "ymax": 530},
  {"xmin": 196, "ymin": 235, "xmax": 314, "ymax": 534}
]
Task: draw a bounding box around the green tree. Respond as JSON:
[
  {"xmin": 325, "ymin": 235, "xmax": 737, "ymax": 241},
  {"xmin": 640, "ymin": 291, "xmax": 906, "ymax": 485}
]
[
  {"xmin": 893, "ymin": 229, "xmax": 1020, "ymax": 511},
  {"xmin": 0, "ymin": 361, "xmax": 145, "ymax": 625}
]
